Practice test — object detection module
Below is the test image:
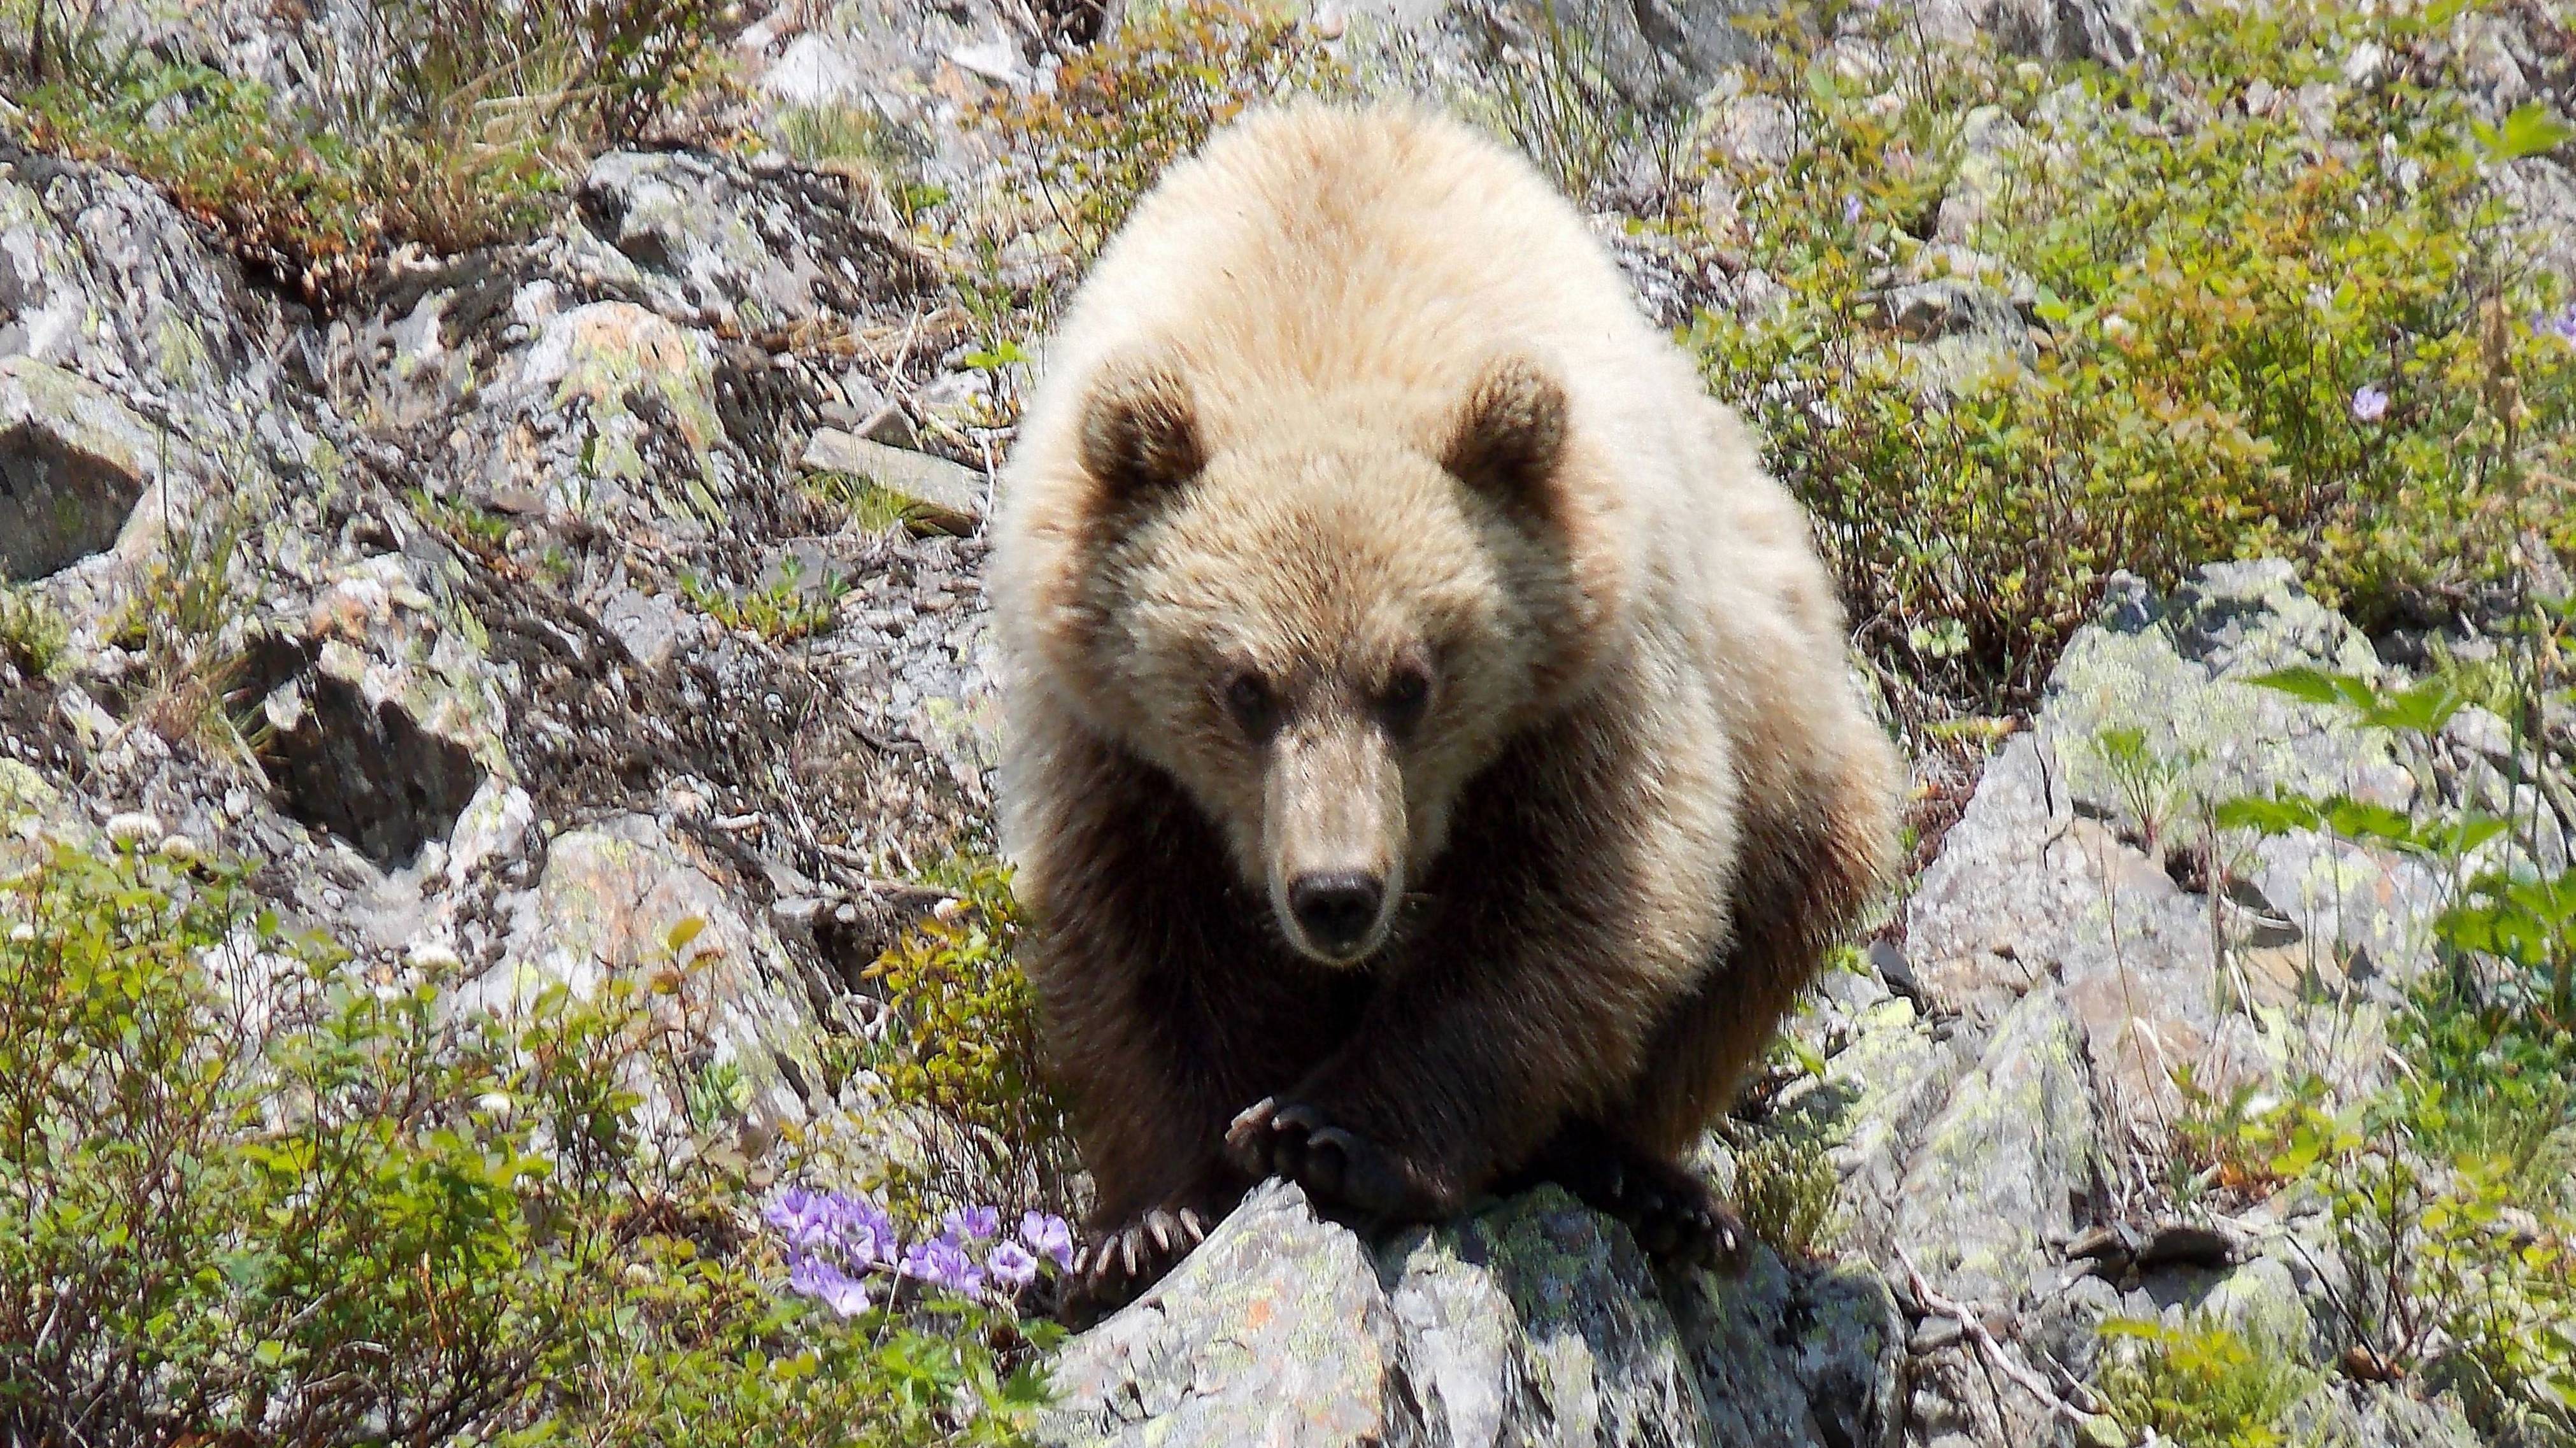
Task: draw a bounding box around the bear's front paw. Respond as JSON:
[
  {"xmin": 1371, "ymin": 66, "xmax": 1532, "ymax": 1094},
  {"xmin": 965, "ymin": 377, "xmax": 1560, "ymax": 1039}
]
[
  {"xmin": 1542, "ymin": 1142, "xmax": 1749, "ymax": 1273},
  {"xmin": 1061, "ymin": 1205, "xmax": 1212, "ymax": 1327},
  {"xmin": 1224, "ymin": 1096, "xmax": 1425, "ymax": 1217}
]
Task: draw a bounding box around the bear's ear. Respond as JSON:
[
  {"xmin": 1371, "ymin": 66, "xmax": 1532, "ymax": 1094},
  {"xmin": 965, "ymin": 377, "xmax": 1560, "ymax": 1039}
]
[
  {"xmin": 1079, "ymin": 355, "xmax": 1205, "ymax": 500},
  {"xmin": 1442, "ymin": 356, "xmax": 1567, "ymax": 515}
]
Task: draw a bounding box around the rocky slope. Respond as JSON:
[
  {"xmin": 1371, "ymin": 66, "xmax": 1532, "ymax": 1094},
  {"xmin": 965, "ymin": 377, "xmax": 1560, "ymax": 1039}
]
[
  {"xmin": 1034, "ymin": 561, "xmax": 2571, "ymax": 1447},
  {"xmin": 3, "ymin": 0, "xmax": 2573, "ymax": 1443}
]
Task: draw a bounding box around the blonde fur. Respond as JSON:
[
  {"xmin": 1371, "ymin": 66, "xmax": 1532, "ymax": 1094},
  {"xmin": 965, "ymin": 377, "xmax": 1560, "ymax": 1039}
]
[{"xmin": 991, "ymin": 101, "xmax": 1899, "ymax": 1316}]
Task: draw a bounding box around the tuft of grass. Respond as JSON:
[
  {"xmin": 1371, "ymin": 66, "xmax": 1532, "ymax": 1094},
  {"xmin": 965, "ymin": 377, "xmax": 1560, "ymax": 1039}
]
[
  {"xmin": 681, "ymin": 561, "xmax": 846, "ymax": 645},
  {"xmin": 1729, "ymin": 1124, "xmax": 1842, "ymax": 1260},
  {"xmin": 805, "ymin": 469, "xmax": 930, "ymax": 536},
  {"xmin": 0, "ymin": 586, "xmax": 68, "ymax": 678},
  {"xmin": 2096, "ymin": 1315, "xmax": 2321, "ymax": 1448}
]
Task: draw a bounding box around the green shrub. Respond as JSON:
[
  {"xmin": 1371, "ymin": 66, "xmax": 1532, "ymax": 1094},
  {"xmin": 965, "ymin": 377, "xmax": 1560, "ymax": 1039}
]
[
  {"xmin": 2096, "ymin": 1315, "xmax": 2321, "ymax": 1448},
  {"xmin": 862, "ymin": 862, "xmax": 1084, "ymax": 1232},
  {"xmin": 1691, "ymin": 0, "xmax": 2576, "ymax": 704},
  {"xmin": 978, "ymin": 1, "xmax": 1350, "ymax": 258},
  {"xmin": 0, "ymin": 836, "xmax": 1058, "ymax": 1443},
  {"xmin": 15, "ymin": 61, "xmax": 556, "ymax": 301},
  {"xmin": 2198, "ymin": 657, "xmax": 2576, "ymax": 1442}
]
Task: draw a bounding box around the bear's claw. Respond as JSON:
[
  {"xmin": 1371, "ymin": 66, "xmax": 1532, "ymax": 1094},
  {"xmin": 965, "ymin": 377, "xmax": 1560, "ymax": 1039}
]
[
  {"xmin": 1062, "ymin": 1205, "xmax": 1210, "ymax": 1326},
  {"xmin": 1550, "ymin": 1145, "xmax": 1747, "ymax": 1272},
  {"xmin": 1225, "ymin": 1095, "xmax": 1412, "ymax": 1216}
]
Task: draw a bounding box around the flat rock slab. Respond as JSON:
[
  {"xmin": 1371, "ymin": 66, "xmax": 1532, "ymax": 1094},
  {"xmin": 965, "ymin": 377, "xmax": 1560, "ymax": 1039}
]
[
  {"xmin": 799, "ymin": 428, "xmax": 985, "ymax": 534},
  {"xmin": 1041, "ymin": 1181, "xmax": 1902, "ymax": 1448}
]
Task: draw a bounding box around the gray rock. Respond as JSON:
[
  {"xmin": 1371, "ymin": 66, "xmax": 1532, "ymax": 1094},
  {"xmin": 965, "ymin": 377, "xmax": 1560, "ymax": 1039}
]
[
  {"xmin": 1959, "ymin": 0, "xmax": 2140, "ymax": 64},
  {"xmin": 1670, "ymin": 1249, "xmax": 1906, "ymax": 1448},
  {"xmin": 799, "ymin": 428, "xmax": 986, "ymax": 534},
  {"xmin": 1386, "ymin": 1188, "xmax": 1709, "ymax": 1444},
  {"xmin": 1041, "ymin": 1179, "xmax": 1427, "ymax": 1447},
  {"xmin": 1775, "ymin": 995, "xmax": 1968, "ymax": 1255},
  {"xmin": 1880, "ymin": 278, "xmax": 2025, "ymax": 343},
  {"xmin": 1937, "ymin": 106, "xmax": 2036, "ymax": 243},
  {"xmin": 762, "ymin": 31, "xmax": 876, "ymax": 107},
  {"xmin": 0, "ymin": 357, "xmax": 161, "ymax": 580},
  {"xmin": 1909, "ymin": 562, "xmax": 2444, "ymax": 1143},
  {"xmin": 2040, "ymin": 561, "xmax": 2414, "ymax": 825},
  {"xmin": 1892, "ymin": 988, "xmax": 2093, "ymax": 1308},
  {"xmin": 472, "ymin": 812, "xmax": 827, "ymax": 1136},
  {"xmin": 578, "ymin": 150, "xmax": 929, "ymax": 332},
  {"xmin": 600, "ymin": 586, "xmax": 702, "ymax": 671},
  {"xmin": 1042, "ymin": 1181, "xmax": 1902, "ymax": 1447},
  {"xmin": 2291, "ymin": 1384, "xmax": 2485, "ymax": 1448}
]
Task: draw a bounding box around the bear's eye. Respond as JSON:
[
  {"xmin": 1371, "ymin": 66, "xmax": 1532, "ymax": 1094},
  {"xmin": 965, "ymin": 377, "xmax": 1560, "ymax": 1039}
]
[
  {"xmin": 1223, "ymin": 671, "xmax": 1278, "ymax": 737},
  {"xmin": 1380, "ymin": 666, "xmax": 1433, "ymax": 734}
]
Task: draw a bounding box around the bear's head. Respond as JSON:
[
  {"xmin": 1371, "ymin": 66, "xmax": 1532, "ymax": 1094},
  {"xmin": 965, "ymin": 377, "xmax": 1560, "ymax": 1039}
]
[{"xmin": 1029, "ymin": 348, "xmax": 1633, "ymax": 966}]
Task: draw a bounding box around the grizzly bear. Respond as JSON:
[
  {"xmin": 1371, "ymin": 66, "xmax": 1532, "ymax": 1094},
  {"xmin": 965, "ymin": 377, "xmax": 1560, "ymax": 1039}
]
[{"xmin": 990, "ymin": 100, "xmax": 1898, "ymax": 1321}]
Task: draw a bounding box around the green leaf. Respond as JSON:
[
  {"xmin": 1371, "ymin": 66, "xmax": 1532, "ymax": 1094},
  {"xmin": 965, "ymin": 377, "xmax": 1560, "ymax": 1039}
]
[
  {"xmin": 2215, "ymin": 795, "xmax": 2323, "ymax": 835},
  {"xmin": 2472, "ymin": 102, "xmax": 2575, "ymax": 162},
  {"xmin": 2245, "ymin": 666, "xmax": 2375, "ymax": 713}
]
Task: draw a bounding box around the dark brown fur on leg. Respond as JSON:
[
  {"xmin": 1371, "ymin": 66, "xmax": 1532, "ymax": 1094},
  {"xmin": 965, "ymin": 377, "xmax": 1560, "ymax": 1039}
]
[
  {"xmin": 1021, "ymin": 728, "xmax": 1374, "ymax": 1322},
  {"xmin": 1223, "ymin": 709, "xmax": 1714, "ymax": 1225}
]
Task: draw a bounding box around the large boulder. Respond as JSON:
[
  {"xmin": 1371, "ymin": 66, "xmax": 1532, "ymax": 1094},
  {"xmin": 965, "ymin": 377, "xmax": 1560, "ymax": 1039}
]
[{"xmin": 1041, "ymin": 1180, "xmax": 1904, "ymax": 1447}]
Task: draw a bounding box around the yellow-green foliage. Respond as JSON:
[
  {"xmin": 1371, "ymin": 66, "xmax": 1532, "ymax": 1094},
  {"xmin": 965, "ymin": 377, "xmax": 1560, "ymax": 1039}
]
[
  {"xmin": 979, "ymin": 1, "xmax": 1350, "ymax": 257},
  {"xmin": 1730, "ymin": 1125, "xmax": 1842, "ymax": 1260},
  {"xmin": 2096, "ymin": 1316, "xmax": 2321, "ymax": 1448},
  {"xmin": 1693, "ymin": 0, "xmax": 2576, "ymax": 703},
  {"xmin": 864, "ymin": 863, "xmax": 1083, "ymax": 1227},
  {"xmin": 0, "ymin": 587, "xmax": 68, "ymax": 678},
  {"xmin": 4, "ymin": 0, "xmax": 721, "ymax": 304},
  {"xmin": 681, "ymin": 562, "xmax": 846, "ymax": 644},
  {"xmin": 0, "ymin": 837, "xmax": 1058, "ymax": 1444}
]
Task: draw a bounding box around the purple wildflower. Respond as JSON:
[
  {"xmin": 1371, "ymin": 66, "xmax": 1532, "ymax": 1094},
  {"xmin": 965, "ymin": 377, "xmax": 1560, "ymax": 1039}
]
[
  {"xmin": 836, "ymin": 1195, "xmax": 898, "ymax": 1267},
  {"xmin": 788, "ymin": 1253, "xmax": 874, "ymax": 1318},
  {"xmin": 987, "ymin": 1239, "xmax": 1041, "ymax": 1289},
  {"xmin": 944, "ymin": 1204, "xmax": 1002, "ymax": 1241},
  {"xmin": 1021, "ymin": 1211, "xmax": 1075, "ymax": 1270},
  {"xmin": 1843, "ymin": 195, "xmax": 1863, "ymax": 226},
  {"xmin": 2350, "ymin": 384, "xmax": 2389, "ymax": 422},
  {"xmin": 902, "ymin": 1235, "xmax": 986, "ymax": 1299},
  {"xmin": 766, "ymin": 1188, "xmax": 899, "ymax": 1267},
  {"xmin": 764, "ymin": 1188, "xmax": 837, "ymax": 1254},
  {"xmin": 2539, "ymin": 303, "xmax": 2576, "ymax": 343}
]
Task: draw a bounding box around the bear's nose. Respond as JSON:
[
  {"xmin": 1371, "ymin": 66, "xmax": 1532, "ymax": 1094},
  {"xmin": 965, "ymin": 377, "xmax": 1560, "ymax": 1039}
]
[{"xmin": 1290, "ymin": 871, "xmax": 1384, "ymax": 955}]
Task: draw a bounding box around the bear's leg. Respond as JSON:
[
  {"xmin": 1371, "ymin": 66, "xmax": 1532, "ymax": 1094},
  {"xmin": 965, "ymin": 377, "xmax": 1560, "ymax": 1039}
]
[
  {"xmin": 1623, "ymin": 754, "xmax": 1890, "ymax": 1159},
  {"xmin": 1223, "ymin": 720, "xmax": 1728, "ymax": 1228},
  {"xmin": 1507, "ymin": 1123, "xmax": 1747, "ymax": 1268},
  {"xmin": 1020, "ymin": 730, "xmax": 1372, "ymax": 1325}
]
